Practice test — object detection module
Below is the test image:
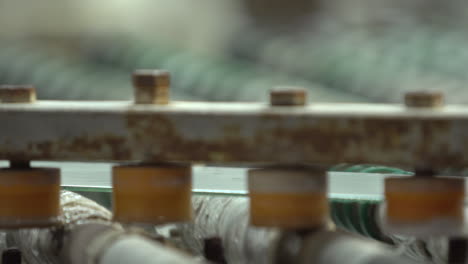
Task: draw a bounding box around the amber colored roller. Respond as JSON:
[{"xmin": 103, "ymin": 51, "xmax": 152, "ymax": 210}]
[
  {"xmin": 248, "ymin": 167, "xmax": 328, "ymax": 229},
  {"xmin": 112, "ymin": 164, "xmax": 192, "ymax": 225},
  {"xmin": 0, "ymin": 167, "xmax": 61, "ymax": 228},
  {"xmin": 384, "ymin": 176, "xmax": 465, "ymax": 233}
]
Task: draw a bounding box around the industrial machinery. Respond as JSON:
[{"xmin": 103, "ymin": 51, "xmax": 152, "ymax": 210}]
[{"xmin": 0, "ymin": 68, "xmax": 466, "ymax": 263}]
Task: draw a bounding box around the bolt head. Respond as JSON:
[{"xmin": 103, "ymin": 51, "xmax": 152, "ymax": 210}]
[
  {"xmin": 132, "ymin": 69, "xmax": 170, "ymax": 88},
  {"xmin": 270, "ymin": 87, "xmax": 307, "ymax": 106},
  {"xmin": 132, "ymin": 70, "xmax": 170, "ymax": 105},
  {"xmin": 0, "ymin": 85, "xmax": 36, "ymax": 103},
  {"xmin": 404, "ymin": 91, "xmax": 443, "ymax": 108}
]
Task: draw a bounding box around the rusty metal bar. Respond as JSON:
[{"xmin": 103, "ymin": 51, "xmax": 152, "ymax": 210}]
[{"xmin": 0, "ymin": 100, "xmax": 467, "ymax": 169}]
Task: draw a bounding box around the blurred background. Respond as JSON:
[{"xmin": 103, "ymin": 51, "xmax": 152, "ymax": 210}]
[{"xmin": 1, "ymin": 0, "xmax": 468, "ymax": 103}]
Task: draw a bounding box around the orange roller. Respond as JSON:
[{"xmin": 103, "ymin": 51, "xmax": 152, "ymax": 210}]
[
  {"xmin": 248, "ymin": 167, "xmax": 328, "ymax": 229},
  {"xmin": 112, "ymin": 164, "xmax": 192, "ymax": 225},
  {"xmin": 0, "ymin": 167, "xmax": 60, "ymax": 228},
  {"xmin": 384, "ymin": 176, "xmax": 465, "ymax": 235}
]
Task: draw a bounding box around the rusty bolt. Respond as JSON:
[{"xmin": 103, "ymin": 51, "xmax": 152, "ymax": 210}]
[
  {"xmin": 132, "ymin": 69, "xmax": 170, "ymax": 105},
  {"xmin": 404, "ymin": 91, "xmax": 443, "ymax": 108},
  {"xmin": 270, "ymin": 87, "xmax": 307, "ymax": 106},
  {"xmin": 0, "ymin": 85, "xmax": 36, "ymax": 103}
]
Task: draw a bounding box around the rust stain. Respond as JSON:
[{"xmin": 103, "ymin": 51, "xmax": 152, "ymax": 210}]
[
  {"xmin": 17, "ymin": 134, "xmax": 130, "ymax": 161},
  {"xmin": 0, "ymin": 110, "xmax": 464, "ymax": 168},
  {"xmin": 253, "ymin": 116, "xmax": 413, "ymax": 164},
  {"xmin": 126, "ymin": 113, "xmax": 251, "ymax": 163},
  {"xmin": 415, "ymin": 119, "xmax": 463, "ymax": 168},
  {"xmin": 124, "ymin": 112, "xmax": 461, "ymax": 168}
]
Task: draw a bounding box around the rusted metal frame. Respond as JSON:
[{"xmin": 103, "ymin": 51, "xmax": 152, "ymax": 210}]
[{"xmin": 0, "ymin": 101, "xmax": 467, "ymax": 169}]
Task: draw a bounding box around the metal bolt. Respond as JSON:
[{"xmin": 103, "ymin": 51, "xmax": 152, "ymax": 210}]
[
  {"xmin": 9, "ymin": 160, "xmax": 30, "ymax": 169},
  {"xmin": 132, "ymin": 69, "xmax": 170, "ymax": 105},
  {"xmin": 404, "ymin": 91, "xmax": 443, "ymax": 108},
  {"xmin": 2, "ymin": 248, "xmax": 21, "ymax": 264},
  {"xmin": 203, "ymin": 237, "xmax": 227, "ymax": 264},
  {"xmin": 270, "ymin": 87, "xmax": 307, "ymax": 106},
  {"xmin": 449, "ymin": 237, "xmax": 467, "ymax": 264},
  {"xmin": 0, "ymin": 85, "xmax": 36, "ymax": 103},
  {"xmin": 413, "ymin": 167, "xmax": 436, "ymax": 177}
]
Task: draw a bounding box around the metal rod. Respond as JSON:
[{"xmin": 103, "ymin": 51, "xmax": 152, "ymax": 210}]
[{"xmin": 0, "ymin": 101, "xmax": 467, "ymax": 169}]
